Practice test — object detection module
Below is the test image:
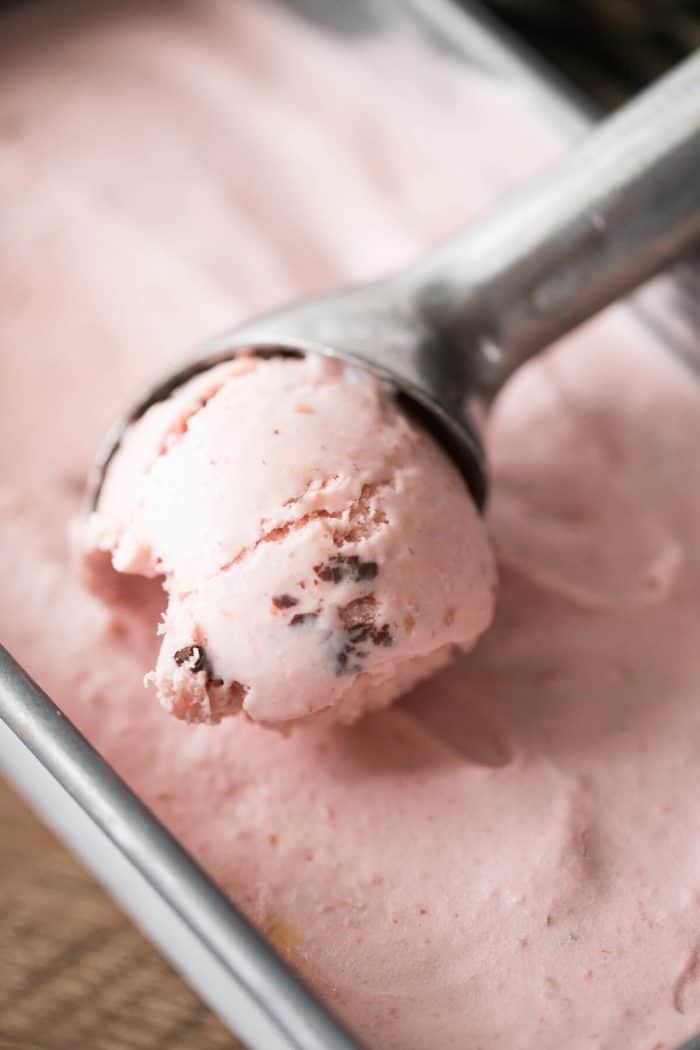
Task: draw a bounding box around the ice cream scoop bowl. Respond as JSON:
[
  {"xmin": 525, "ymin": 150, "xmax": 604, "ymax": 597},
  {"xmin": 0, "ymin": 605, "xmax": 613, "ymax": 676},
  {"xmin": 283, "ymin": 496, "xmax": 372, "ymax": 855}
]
[{"xmin": 88, "ymin": 51, "xmax": 700, "ymax": 514}]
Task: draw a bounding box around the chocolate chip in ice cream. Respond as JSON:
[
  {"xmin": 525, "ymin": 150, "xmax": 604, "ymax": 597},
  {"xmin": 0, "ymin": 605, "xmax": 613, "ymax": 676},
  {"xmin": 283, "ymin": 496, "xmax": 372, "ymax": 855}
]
[
  {"xmin": 290, "ymin": 611, "xmax": 319, "ymax": 627},
  {"xmin": 173, "ymin": 644, "xmax": 237, "ymax": 688},
  {"xmin": 348, "ymin": 623, "xmax": 374, "ymax": 644},
  {"xmin": 315, "ymin": 561, "xmax": 344, "ymax": 584},
  {"xmin": 335, "ymin": 641, "xmax": 370, "ymax": 677},
  {"xmin": 272, "ymin": 593, "xmax": 299, "ymax": 609},
  {"xmin": 356, "ymin": 560, "xmax": 378, "ymax": 581},
  {"xmin": 334, "ymin": 595, "xmax": 393, "ymax": 675},
  {"xmin": 371, "ymin": 623, "xmax": 393, "ymax": 647},
  {"xmin": 314, "ymin": 555, "xmax": 379, "ymax": 585},
  {"xmin": 174, "ymin": 644, "xmax": 208, "ymax": 673},
  {"xmin": 338, "ymin": 594, "xmax": 377, "ymax": 630}
]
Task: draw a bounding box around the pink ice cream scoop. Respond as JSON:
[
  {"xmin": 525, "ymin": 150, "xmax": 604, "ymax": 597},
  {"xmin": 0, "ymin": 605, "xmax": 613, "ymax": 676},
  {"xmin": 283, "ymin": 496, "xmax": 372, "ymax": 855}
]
[
  {"xmin": 83, "ymin": 54, "xmax": 700, "ymax": 726},
  {"xmin": 84, "ymin": 353, "xmax": 495, "ymax": 725}
]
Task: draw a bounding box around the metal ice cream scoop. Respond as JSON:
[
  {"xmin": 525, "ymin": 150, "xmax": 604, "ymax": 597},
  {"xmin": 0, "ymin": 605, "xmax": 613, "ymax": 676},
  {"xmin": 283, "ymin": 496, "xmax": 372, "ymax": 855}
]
[{"xmin": 88, "ymin": 51, "xmax": 700, "ymax": 512}]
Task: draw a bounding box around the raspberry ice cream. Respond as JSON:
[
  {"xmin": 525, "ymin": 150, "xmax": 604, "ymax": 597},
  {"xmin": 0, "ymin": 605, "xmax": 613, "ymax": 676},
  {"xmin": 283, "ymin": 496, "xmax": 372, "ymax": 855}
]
[
  {"xmin": 83, "ymin": 352, "xmax": 494, "ymax": 725},
  {"xmin": 2, "ymin": 3, "xmax": 700, "ymax": 1050}
]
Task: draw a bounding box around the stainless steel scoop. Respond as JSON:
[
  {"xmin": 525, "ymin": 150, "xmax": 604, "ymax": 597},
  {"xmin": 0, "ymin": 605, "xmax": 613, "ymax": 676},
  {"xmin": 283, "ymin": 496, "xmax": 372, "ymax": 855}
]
[{"xmin": 88, "ymin": 51, "xmax": 700, "ymax": 512}]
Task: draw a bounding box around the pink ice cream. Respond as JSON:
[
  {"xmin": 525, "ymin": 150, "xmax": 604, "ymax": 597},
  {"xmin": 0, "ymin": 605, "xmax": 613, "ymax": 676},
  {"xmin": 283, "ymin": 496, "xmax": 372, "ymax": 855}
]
[
  {"xmin": 84, "ymin": 352, "xmax": 494, "ymax": 725},
  {"xmin": 2, "ymin": 3, "xmax": 700, "ymax": 1050}
]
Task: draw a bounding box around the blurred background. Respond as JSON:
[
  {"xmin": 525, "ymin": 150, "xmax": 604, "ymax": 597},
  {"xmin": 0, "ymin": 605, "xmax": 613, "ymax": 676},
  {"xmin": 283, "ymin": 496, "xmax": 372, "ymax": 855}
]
[
  {"xmin": 1, "ymin": 1, "xmax": 698, "ymax": 1048},
  {"xmin": 483, "ymin": 0, "xmax": 700, "ymax": 107}
]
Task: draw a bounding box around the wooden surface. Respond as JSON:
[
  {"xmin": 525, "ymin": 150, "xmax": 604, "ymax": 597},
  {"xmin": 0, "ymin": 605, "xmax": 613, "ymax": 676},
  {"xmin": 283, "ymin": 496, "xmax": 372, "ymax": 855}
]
[{"xmin": 0, "ymin": 779, "xmax": 241, "ymax": 1050}]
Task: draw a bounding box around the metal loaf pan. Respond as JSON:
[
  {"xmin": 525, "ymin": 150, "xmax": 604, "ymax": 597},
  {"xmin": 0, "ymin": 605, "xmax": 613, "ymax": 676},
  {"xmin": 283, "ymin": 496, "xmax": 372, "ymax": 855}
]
[{"xmin": 1, "ymin": 2, "xmax": 698, "ymax": 1048}]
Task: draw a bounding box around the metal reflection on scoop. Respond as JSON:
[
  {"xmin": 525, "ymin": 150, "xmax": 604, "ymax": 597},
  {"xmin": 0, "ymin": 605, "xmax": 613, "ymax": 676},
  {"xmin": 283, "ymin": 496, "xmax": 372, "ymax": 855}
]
[{"xmin": 87, "ymin": 52, "xmax": 700, "ymax": 514}]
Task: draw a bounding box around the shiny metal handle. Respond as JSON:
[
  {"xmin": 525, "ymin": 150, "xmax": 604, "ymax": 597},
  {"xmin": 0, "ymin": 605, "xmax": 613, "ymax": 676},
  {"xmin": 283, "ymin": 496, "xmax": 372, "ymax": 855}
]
[{"xmin": 411, "ymin": 49, "xmax": 700, "ymax": 397}]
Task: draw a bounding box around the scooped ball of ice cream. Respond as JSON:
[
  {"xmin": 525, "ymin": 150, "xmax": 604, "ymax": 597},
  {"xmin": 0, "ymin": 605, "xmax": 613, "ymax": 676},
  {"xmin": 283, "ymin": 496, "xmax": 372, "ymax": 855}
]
[{"xmin": 83, "ymin": 351, "xmax": 496, "ymax": 726}]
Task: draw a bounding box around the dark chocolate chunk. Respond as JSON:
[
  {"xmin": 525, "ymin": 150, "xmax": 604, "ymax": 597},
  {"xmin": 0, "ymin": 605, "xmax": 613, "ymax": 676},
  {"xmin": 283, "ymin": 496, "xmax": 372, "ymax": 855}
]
[
  {"xmin": 174, "ymin": 644, "xmax": 207, "ymax": 673},
  {"xmin": 338, "ymin": 594, "xmax": 377, "ymax": 630},
  {"xmin": 315, "ymin": 563, "xmax": 344, "ymax": 583},
  {"xmin": 272, "ymin": 593, "xmax": 298, "ymax": 609},
  {"xmin": 371, "ymin": 624, "xmax": 393, "ymax": 647},
  {"xmin": 290, "ymin": 611, "xmax": 319, "ymax": 627},
  {"xmin": 314, "ymin": 554, "xmax": 380, "ymax": 585},
  {"xmin": 210, "ymin": 677, "xmax": 224, "ymax": 688},
  {"xmin": 348, "ymin": 623, "xmax": 373, "ymax": 644},
  {"xmin": 356, "ymin": 560, "xmax": 378, "ymax": 581},
  {"xmin": 332, "ymin": 607, "xmax": 394, "ymax": 676},
  {"xmin": 334, "ymin": 641, "xmax": 367, "ymax": 677},
  {"xmin": 336, "ymin": 647, "xmax": 349, "ymax": 673}
]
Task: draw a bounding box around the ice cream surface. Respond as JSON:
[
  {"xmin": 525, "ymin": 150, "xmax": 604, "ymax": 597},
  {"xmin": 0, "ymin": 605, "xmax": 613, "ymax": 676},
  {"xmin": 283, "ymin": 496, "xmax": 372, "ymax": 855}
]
[
  {"xmin": 2, "ymin": 3, "xmax": 700, "ymax": 1050},
  {"xmin": 84, "ymin": 352, "xmax": 495, "ymax": 725}
]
